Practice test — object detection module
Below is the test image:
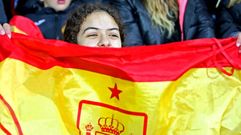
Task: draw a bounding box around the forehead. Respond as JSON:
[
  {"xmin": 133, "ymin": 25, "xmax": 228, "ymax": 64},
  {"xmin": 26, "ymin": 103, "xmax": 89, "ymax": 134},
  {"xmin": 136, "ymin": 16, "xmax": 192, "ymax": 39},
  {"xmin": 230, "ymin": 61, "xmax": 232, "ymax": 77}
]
[{"xmin": 80, "ymin": 11, "xmax": 119, "ymax": 30}]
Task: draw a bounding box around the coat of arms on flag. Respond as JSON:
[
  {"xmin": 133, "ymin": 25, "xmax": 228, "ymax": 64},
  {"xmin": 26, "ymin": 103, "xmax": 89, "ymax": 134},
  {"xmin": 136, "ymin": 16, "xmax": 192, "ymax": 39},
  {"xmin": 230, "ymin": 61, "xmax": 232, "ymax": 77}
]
[{"xmin": 77, "ymin": 100, "xmax": 147, "ymax": 135}]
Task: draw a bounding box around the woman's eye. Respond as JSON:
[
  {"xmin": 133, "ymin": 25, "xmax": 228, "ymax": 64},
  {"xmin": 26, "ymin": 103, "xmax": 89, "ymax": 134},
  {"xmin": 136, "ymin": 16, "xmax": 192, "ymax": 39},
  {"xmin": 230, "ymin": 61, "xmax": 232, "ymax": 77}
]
[
  {"xmin": 87, "ymin": 34, "xmax": 98, "ymax": 37},
  {"xmin": 109, "ymin": 34, "xmax": 119, "ymax": 38},
  {"xmin": 86, "ymin": 33, "xmax": 98, "ymax": 38}
]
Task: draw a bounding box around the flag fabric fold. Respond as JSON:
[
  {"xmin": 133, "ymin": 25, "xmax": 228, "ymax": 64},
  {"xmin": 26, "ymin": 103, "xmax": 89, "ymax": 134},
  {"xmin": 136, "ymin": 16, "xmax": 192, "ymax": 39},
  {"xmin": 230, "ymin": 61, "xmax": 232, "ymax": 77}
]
[{"xmin": 0, "ymin": 29, "xmax": 241, "ymax": 134}]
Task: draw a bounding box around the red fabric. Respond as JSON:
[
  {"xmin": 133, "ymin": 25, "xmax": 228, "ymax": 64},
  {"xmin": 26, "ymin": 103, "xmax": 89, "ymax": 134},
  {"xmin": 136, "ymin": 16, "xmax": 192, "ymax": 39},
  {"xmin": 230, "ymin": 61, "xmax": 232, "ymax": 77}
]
[
  {"xmin": 0, "ymin": 34, "xmax": 12, "ymax": 62},
  {"xmin": 0, "ymin": 123, "xmax": 11, "ymax": 135},
  {"xmin": 9, "ymin": 16, "xmax": 44, "ymax": 39},
  {"xmin": 0, "ymin": 33, "xmax": 240, "ymax": 82}
]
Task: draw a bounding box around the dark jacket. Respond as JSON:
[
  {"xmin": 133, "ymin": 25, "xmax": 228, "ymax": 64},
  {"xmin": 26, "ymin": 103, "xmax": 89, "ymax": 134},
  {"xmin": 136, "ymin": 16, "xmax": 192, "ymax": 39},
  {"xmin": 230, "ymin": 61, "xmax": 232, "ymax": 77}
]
[
  {"xmin": 15, "ymin": 0, "xmax": 41, "ymax": 15},
  {"xmin": 216, "ymin": 2, "xmax": 241, "ymax": 38},
  {"xmin": 112, "ymin": 0, "xmax": 215, "ymax": 46},
  {"xmin": 25, "ymin": 1, "xmax": 80, "ymax": 40},
  {"xmin": 0, "ymin": 0, "xmax": 7, "ymax": 23}
]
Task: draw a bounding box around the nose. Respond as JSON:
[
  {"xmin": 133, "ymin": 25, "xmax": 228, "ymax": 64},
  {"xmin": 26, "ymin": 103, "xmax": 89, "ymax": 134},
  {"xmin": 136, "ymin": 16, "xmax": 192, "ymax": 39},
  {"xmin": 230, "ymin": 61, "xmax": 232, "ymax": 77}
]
[{"xmin": 97, "ymin": 34, "xmax": 111, "ymax": 47}]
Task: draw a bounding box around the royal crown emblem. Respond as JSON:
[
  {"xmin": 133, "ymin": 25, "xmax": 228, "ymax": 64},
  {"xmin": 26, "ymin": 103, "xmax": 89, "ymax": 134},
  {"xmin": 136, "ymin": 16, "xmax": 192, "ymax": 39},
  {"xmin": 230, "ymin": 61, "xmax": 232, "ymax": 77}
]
[{"xmin": 96, "ymin": 115, "xmax": 125, "ymax": 135}]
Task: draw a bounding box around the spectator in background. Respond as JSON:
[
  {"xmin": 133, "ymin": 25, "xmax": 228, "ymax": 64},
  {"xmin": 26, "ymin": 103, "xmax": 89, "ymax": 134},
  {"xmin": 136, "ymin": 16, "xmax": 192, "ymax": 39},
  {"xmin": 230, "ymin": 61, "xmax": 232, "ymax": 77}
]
[
  {"xmin": 0, "ymin": 0, "xmax": 7, "ymax": 23},
  {"xmin": 202, "ymin": 0, "xmax": 241, "ymax": 49},
  {"xmin": 24, "ymin": 0, "xmax": 80, "ymax": 40},
  {"xmin": 64, "ymin": 3, "xmax": 123, "ymax": 48},
  {"xmin": 15, "ymin": 0, "xmax": 110, "ymax": 15},
  {"xmin": 215, "ymin": 0, "xmax": 241, "ymax": 41},
  {"xmin": 112, "ymin": 0, "xmax": 215, "ymax": 46}
]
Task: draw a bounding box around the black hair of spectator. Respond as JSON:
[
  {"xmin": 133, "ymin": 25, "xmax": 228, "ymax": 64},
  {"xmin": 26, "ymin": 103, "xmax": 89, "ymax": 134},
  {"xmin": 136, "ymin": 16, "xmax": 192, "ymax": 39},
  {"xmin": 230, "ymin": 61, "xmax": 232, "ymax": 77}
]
[{"xmin": 64, "ymin": 3, "xmax": 124, "ymax": 44}]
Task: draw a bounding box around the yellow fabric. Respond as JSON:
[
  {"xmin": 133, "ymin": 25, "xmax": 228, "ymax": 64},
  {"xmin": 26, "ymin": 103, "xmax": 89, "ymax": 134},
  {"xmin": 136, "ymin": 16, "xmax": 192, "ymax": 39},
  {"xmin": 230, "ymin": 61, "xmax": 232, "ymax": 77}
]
[
  {"xmin": 11, "ymin": 26, "xmax": 27, "ymax": 35},
  {"xmin": 0, "ymin": 58, "xmax": 241, "ymax": 135}
]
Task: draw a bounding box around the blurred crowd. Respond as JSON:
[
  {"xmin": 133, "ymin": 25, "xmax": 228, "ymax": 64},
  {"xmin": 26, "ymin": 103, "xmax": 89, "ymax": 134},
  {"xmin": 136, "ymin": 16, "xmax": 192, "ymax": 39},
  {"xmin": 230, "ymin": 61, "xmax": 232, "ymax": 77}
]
[{"xmin": 0, "ymin": 0, "xmax": 241, "ymax": 47}]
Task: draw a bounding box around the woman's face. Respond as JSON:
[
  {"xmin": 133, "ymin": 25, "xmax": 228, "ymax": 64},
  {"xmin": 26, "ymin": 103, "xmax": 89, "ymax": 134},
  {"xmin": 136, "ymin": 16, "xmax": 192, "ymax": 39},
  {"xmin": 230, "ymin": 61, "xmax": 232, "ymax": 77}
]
[
  {"xmin": 42, "ymin": 0, "xmax": 72, "ymax": 11},
  {"xmin": 77, "ymin": 11, "xmax": 122, "ymax": 48}
]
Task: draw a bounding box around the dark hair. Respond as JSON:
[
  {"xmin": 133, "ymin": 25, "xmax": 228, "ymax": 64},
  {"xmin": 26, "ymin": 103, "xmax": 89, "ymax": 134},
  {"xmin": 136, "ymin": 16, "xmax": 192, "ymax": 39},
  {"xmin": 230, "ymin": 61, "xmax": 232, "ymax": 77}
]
[{"xmin": 64, "ymin": 3, "xmax": 124, "ymax": 44}]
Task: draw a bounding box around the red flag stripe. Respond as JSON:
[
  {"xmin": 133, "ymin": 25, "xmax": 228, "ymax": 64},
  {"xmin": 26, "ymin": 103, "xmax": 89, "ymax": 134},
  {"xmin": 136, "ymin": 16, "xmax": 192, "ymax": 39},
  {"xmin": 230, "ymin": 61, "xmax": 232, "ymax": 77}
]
[
  {"xmin": 0, "ymin": 34, "xmax": 241, "ymax": 82},
  {"xmin": 0, "ymin": 123, "xmax": 11, "ymax": 135},
  {"xmin": 0, "ymin": 95, "xmax": 23, "ymax": 135}
]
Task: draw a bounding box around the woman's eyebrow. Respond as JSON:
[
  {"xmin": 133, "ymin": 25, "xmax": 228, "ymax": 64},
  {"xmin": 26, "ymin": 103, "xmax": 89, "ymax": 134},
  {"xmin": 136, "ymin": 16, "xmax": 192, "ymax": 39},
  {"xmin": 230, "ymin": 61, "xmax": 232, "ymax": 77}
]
[
  {"xmin": 107, "ymin": 28, "xmax": 119, "ymax": 31},
  {"xmin": 82, "ymin": 27, "xmax": 98, "ymax": 34},
  {"xmin": 82, "ymin": 27, "xmax": 119, "ymax": 34}
]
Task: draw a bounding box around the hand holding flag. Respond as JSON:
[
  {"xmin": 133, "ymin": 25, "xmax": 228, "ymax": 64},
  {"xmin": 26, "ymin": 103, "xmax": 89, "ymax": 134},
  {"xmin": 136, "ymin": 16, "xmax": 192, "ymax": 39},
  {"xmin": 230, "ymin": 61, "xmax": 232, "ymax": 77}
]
[{"xmin": 0, "ymin": 23, "xmax": 11, "ymax": 38}]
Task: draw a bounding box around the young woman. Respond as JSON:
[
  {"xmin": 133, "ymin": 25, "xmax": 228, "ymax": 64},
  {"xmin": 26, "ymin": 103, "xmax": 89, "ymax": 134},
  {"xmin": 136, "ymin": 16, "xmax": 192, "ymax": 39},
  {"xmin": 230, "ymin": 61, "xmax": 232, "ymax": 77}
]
[{"xmin": 64, "ymin": 3, "xmax": 123, "ymax": 48}]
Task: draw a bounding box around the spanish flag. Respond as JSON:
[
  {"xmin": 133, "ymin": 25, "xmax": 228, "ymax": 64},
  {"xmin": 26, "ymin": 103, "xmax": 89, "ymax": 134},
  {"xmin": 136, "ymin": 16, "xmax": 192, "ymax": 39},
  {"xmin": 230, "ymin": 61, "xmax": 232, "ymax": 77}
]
[{"xmin": 0, "ymin": 17, "xmax": 241, "ymax": 135}]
